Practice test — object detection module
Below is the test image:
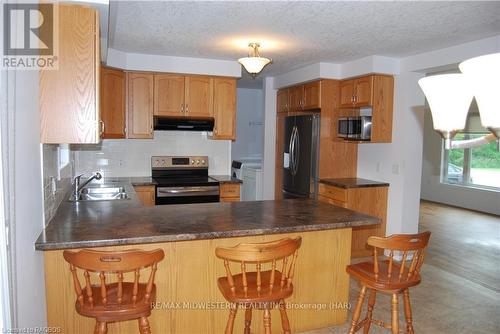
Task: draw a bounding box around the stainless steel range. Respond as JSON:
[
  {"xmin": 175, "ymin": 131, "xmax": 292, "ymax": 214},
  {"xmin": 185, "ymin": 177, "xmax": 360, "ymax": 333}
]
[{"xmin": 151, "ymin": 156, "xmax": 220, "ymax": 205}]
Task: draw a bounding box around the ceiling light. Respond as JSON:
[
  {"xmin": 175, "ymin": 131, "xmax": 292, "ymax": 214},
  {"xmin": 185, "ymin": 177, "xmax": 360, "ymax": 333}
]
[
  {"xmin": 238, "ymin": 43, "xmax": 272, "ymax": 78},
  {"xmin": 418, "ymin": 52, "xmax": 500, "ymax": 150},
  {"xmin": 459, "ymin": 53, "xmax": 500, "ymax": 138}
]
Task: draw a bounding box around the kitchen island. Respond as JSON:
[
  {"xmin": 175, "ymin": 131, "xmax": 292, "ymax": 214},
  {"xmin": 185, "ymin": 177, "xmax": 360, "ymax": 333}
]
[{"xmin": 36, "ymin": 179, "xmax": 379, "ymax": 333}]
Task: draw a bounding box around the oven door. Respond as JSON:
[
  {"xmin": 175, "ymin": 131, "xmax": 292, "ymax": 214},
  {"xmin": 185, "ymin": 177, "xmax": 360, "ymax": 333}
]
[{"xmin": 156, "ymin": 186, "xmax": 220, "ymax": 205}]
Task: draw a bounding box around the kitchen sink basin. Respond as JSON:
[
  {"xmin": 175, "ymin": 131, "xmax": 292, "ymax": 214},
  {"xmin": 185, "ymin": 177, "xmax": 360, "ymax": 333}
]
[{"xmin": 69, "ymin": 185, "xmax": 130, "ymax": 202}]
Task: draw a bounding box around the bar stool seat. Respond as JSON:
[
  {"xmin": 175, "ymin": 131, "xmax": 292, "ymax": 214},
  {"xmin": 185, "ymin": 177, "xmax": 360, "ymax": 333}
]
[
  {"xmin": 218, "ymin": 270, "xmax": 293, "ymax": 303},
  {"xmin": 75, "ymin": 283, "xmax": 156, "ymax": 321},
  {"xmin": 63, "ymin": 248, "xmax": 165, "ymax": 334},
  {"xmin": 347, "ymin": 260, "xmax": 421, "ymax": 292}
]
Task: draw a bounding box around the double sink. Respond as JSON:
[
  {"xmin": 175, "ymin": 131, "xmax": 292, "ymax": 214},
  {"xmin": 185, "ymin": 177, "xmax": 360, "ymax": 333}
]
[{"xmin": 69, "ymin": 185, "xmax": 130, "ymax": 202}]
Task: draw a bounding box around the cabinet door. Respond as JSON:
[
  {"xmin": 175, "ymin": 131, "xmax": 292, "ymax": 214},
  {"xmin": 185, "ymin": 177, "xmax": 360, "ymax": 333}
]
[
  {"xmin": 354, "ymin": 76, "xmax": 373, "ymax": 107},
  {"xmin": 212, "ymin": 78, "xmax": 236, "ymax": 140},
  {"xmin": 40, "ymin": 4, "xmax": 100, "ymax": 143},
  {"xmin": 126, "ymin": 73, "xmax": 154, "ymax": 139},
  {"xmin": 303, "ymin": 80, "xmax": 321, "ymax": 110},
  {"xmin": 134, "ymin": 186, "xmax": 155, "ymax": 206},
  {"xmin": 339, "ymin": 80, "xmax": 355, "ymax": 107},
  {"xmin": 185, "ymin": 76, "xmax": 213, "ymax": 117},
  {"xmin": 289, "ymin": 85, "xmax": 304, "ymax": 111},
  {"xmin": 100, "ymin": 67, "xmax": 125, "ymax": 138},
  {"xmin": 154, "ymin": 74, "xmax": 185, "ymax": 116},
  {"xmin": 277, "ymin": 88, "xmax": 289, "ymax": 113}
]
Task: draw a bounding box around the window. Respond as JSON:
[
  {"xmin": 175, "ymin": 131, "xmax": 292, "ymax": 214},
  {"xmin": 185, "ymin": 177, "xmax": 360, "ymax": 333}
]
[{"xmin": 442, "ymin": 132, "xmax": 500, "ymax": 190}]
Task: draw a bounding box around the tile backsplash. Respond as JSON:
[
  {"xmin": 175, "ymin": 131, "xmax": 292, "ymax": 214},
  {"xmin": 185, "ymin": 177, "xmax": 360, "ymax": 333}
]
[
  {"xmin": 72, "ymin": 131, "xmax": 232, "ymax": 177},
  {"xmin": 42, "ymin": 144, "xmax": 74, "ymax": 224}
]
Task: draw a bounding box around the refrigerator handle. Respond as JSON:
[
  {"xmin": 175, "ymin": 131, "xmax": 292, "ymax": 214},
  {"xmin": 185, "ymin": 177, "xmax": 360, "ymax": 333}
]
[
  {"xmin": 288, "ymin": 127, "xmax": 294, "ymax": 171},
  {"xmin": 290, "ymin": 126, "xmax": 298, "ymax": 176},
  {"xmin": 293, "ymin": 127, "xmax": 300, "ymax": 176}
]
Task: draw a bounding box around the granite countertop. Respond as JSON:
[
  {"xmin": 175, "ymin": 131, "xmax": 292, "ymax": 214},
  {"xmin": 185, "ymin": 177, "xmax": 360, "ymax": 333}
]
[
  {"xmin": 35, "ymin": 178, "xmax": 379, "ymax": 250},
  {"xmin": 320, "ymin": 178, "xmax": 389, "ymax": 189},
  {"xmin": 209, "ymin": 175, "xmax": 243, "ymax": 184}
]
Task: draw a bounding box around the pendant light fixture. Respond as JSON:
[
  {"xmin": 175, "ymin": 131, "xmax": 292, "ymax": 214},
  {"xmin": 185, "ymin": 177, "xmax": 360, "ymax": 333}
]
[
  {"xmin": 238, "ymin": 42, "xmax": 272, "ymax": 78},
  {"xmin": 418, "ymin": 52, "xmax": 500, "ymax": 149}
]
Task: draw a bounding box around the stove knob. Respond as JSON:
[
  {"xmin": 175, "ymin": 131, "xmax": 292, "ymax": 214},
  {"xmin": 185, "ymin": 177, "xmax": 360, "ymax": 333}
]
[
  {"xmin": 196, "ymin": 160, "xmax": 200, "ymax": 164},
  {"xmin": 191, "ymin": 160, "xmax": 195, "ymax": 165},
  {"xmin": 161, "ymin": 159, "xmax": 165, "ymax": 166},
  {"xmin": 201, "ymin": 160, "xmax": 206, "ymax": 164}
]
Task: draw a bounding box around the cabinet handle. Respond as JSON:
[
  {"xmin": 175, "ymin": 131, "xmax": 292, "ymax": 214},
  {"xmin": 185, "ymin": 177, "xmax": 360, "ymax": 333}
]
[
  {"xmin": 181, "ymin": 104, "xmax": 184, "ymax": 113},
  {"xmin": 99, "ymin": 120, "xmax": 105, "ymax": 136},
  {"xmin": 214, "ymin": 128, "xmax": 218, "ymax": 135},
  {"xmin": 150, "ymin": 124, "xmax": 153, "ymax": 134},
  {"xmin": 186, "ymin": 104, "xmax": 189, "ymax": 113}
]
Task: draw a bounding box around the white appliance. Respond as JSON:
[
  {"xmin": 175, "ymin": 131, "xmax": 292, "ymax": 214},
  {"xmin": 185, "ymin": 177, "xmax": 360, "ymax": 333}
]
[{"xmin": 231, "ymin": 158, "xmax": 263, "ymax": 201}]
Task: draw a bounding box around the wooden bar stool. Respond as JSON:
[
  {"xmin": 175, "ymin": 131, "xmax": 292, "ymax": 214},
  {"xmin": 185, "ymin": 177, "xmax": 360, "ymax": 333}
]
[
  {"xmin": 63, "ymin": 248, "xmax": 165, "ymax": 334},
  {"xmin": 215, "ymin": 237, "xmax": 302, "ymax": 334},
  {"xmin": 346, "ymin": 231, "xmax": 431, "ymax": 334}
]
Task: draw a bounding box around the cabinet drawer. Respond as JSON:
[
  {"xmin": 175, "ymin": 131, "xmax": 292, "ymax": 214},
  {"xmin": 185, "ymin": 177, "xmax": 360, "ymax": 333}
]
[
  {"xmin": 133, "ymin": 185, "xmax": 155, "ymax": 206},
  {"xmin": 318, "ymin": 195, "xmax": 346, "ymax": 208},
  {"xmin": 220, "ymin": 197, "xmax": 240, "ymax": 202},
  {"xmin": 220, "ymin": 183, "xmax": 241, "ymax": 198},
  {"xmin": 318, "ymin": 183, "xmax": 347, "ymax": 202}
]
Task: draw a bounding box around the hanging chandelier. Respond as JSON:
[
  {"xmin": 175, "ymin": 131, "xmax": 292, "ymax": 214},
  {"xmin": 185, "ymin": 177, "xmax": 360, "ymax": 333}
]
[
  {"xmin": 238, "ymin": 42, "xmax": 272, "ymax": 78},
  {"xmin": 418, "ymin": 52, "xmax": 500, "ymax": 149}
]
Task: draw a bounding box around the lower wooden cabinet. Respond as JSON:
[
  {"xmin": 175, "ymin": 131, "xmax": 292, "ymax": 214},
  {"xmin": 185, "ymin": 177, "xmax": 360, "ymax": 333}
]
[
  {"xmin": 220, "ymin": 183, "xmax": 240, "ymax": 202},
  {"xmin": 133, "ymin": 185, "xmax": 155, "ymax": 206},
  {"xmin": 318, "ymin": 183, "xmax": 388, "ymax": 258}
]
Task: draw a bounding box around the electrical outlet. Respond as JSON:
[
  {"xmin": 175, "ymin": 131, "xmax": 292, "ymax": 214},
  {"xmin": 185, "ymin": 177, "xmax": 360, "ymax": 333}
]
[
  {"xmin": 392, "ymin": 164, "xmax": 400, "ymax": 175},
  {"xmin": 376, "ymin": 162, "xmax": 381, "ymax": 173},
  {"xmin": 50, "ymin": 176, "xmax": 57, "ymax": 195}
]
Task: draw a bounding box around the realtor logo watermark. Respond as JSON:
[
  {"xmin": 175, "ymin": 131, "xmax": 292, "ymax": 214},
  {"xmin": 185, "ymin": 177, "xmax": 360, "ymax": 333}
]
[{"xmin": 2, "ymin": 2, "xmax": 58, "ymax": 69}]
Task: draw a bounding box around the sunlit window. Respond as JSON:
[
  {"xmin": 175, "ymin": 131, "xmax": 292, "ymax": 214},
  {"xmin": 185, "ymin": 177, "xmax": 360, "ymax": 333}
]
[{"xmin": 442, "ymin": 132, "xmax": 500, "ymax": 190}]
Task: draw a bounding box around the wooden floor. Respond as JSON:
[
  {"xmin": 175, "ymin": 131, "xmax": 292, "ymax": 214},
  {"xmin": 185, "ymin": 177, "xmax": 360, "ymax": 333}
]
[{"xmin": 419, "ymin": 200, "xmax": 500, "ymax": 292}]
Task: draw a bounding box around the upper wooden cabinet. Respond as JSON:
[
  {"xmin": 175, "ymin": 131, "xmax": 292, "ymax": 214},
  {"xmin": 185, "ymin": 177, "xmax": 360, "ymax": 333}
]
[
  {"xmin": 284, "ymin": 80, "xmax": 322, "ymax": 112},
  {"xmin": 100, "ymin": 67, "xmax": 125, "ymax": 138},
  {"xmin": 40, "ymin": 4, "xmax": 100, "ymax": 143},
  {"xmin": 303, "ymin": 81, "xmax": 322, "ymax": 110},
  {"xmin": 154, "ymin": 74, "xmax": 213, "ymax": 118},
  {"xmin": 211, "ymin": 78, "xmax": 236, "ymax": 140},
  {"xmin": 337, "ymin": 74, "xmax": 394, "ymax": 143},
  {"xmin": 126, "ymin": 72, "xmax": 154, "ymax": 139},
  {"xmin": 339, "ymin": 76, "xmax": 374, "ymax": 107},
  {"xmin": 154, "ymin": 74, "xmax": 185, "ymax": 117},
  {"xmin": 277, "ymin": 88, "xmax": 289, "ymax": 113},
  {"xmin": 185, "ymin": 76, "xmax": 213, "ymax": 117}
]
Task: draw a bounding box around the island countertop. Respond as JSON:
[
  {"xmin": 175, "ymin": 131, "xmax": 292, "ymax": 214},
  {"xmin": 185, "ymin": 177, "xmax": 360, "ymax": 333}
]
[{"xmin": 35, "ymin": 179, "xmax": 380, "ymax": 251}]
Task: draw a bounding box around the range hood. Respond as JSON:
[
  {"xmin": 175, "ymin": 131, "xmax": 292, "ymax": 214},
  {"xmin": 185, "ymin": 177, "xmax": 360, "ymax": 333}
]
[{"xmin": 153, "ymin": 117, "xmax": 214, "ymax": 131}]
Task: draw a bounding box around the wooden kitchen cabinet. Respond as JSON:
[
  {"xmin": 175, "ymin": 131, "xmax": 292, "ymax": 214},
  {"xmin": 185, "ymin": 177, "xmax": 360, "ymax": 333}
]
[
  {"xmin": 318, "ymin": 182, "xmax": 388, "ymax": 258},
  {"xmin": 154, "ymin": 74, "xmax": 185, "ymax": 116},
  {"xmin": 303, "ymin": 81, "xmax": 322, "ymax": 109},
  {"xmin": 211, "ymin": 78, "xmax": 236, "ymax": 140},
  {"xmin": 126, "ymin": 72, "xmax": 154, "ymax": 139},
  {"xmin": 100, "ymin": 67, "xmax": 125, "ymax": 138},
  {"xmin": 185, "ymin": 76, "xmax": 213, "ymax": 117},
  {"xmin": 133, "ymin": 185, "xmax": 155, "ymax": 206},
  {"xmin": 289, "ymin": 85, "xmax": 304, "ymax": 111},
  {"xmin": 40, "ymin": 4, "xmax": 100, "ymax": 143},
  {"xmin": 337, "ymin": 74, "xmax": 394, "ymax": 142},
  {"xmin": 220, "ymin": 183, "xmax": 240, "ymax": 202},
  {"xmin": 339, "ymin": 77, "xmax": 373, "ymax": 107},
  {"xmin": 277, "ymin": 88, "xmax": 290, "ymax": 113}
]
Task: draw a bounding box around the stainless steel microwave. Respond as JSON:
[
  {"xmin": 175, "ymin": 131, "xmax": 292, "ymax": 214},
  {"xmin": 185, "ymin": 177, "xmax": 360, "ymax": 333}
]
[{"xmin": 338, "ymin": 116, "xmax": 372, "ymax": 141}]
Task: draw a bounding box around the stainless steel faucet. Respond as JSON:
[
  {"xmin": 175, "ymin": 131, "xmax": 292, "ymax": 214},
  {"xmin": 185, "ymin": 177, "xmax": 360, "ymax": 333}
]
[{"xmin": 71, "ymin": 172, "xmax": 102, "ymax": 200}]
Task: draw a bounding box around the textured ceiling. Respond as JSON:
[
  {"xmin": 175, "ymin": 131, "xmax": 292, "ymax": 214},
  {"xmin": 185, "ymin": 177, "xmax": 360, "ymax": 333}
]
[{"xmin": 109, "ymin": 1, "xmax": 500, "ymax": 78}]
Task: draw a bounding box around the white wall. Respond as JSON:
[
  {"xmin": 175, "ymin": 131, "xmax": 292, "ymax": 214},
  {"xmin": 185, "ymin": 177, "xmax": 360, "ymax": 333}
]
[
  {"xmin": 262, "ymin": 77, "xmax": 277, "ymax": 200},
  {"xmin": 420, "ymin": 107, "xmax": 500, "ymax": 216},
  {"xmin": 73, "ymin": 131, "xmax": 232, "ymax": 177},
  {"xmin": 231, "ymin": 88, "xmax": 264, "ymax": 160},
  {"xmin": 12, "ymin": 70, "xmax": 47, "ymax": 326}
]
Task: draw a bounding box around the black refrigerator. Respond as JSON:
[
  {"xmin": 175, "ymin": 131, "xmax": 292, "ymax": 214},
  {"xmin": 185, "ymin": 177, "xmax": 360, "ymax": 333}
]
[{"xmin": 282, "ymin": 114, "xmax": 320, "ymax": 198}]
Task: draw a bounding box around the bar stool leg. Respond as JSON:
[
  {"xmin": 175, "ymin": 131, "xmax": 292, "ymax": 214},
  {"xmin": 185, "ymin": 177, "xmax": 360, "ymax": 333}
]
[
  {"xmin": 363, "ymin": 289, "xmax": 377, "ymax": 334},
  {"xmin": 349, "ymin": 285, "xmax": 367, "ymax": 334},
  {"xmin": 391, "ymin": 294, "xmax": 399, "ymax": 334},
  {"xmin": 225, "ymin": 303, "xmax": 238, "ymax": 334},
  {"xmin": 279, "ymin": 299, "xmax": 291, "ymax": 334},
  {"xmin": 263, "ymin": 307, "xmax": 272, "ymax": 334},
  {"xmin": 403, "ymin": 289, "xmax": 415, "ymax": 334},
  {"xmin": 244, "ymin": 306, "xmax": 252, "ymax": 334},
  {"xmin": 94, "ymin": 321, "xmax": 107, "ymax": 334},
  {"xmin": 138, "ymin": 316, "xmax": 151, "ymax": 334}
]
